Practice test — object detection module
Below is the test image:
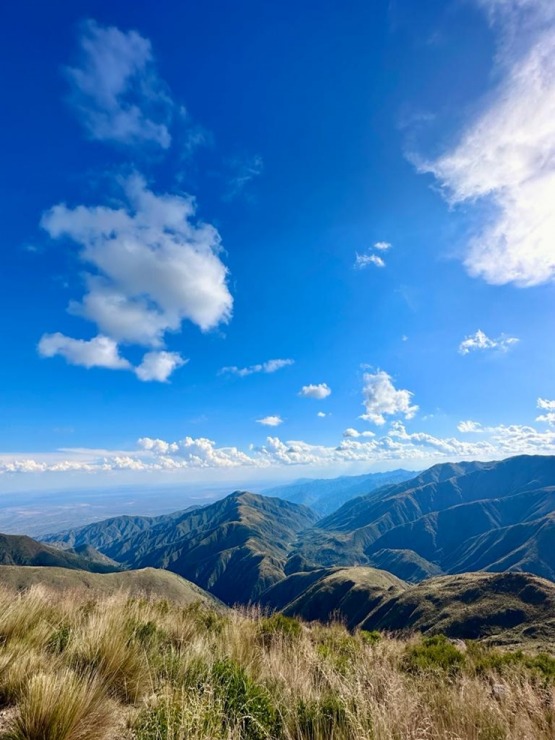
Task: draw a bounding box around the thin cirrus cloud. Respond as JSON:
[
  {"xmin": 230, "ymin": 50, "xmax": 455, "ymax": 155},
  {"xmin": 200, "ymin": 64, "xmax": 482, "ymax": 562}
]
[
  {"xmin": 458, "ymin": 329, "xmax": 519, "ymax": 355},
  {"xmin": 256, "ymin": 415, "xmax": 283, "ymax": 427},
  {"xmin": 414, "ymin": 1, "xmax": 555, "ymax": 287},
  {"xmin": 360, "ymin": 370, "xmax": 418, "ymax": 425},
  {"xmin": 223, "ymin": 154, "xmax": 264, "ymax": 201},
  {"xmin": 219, "ymin": 358, "xmax": 294, "ymax": 377},
  {"xmin": 66, "ymin": 19, "xmax": 173, "ymax": 148},
  {"xmin": 299, "ymin": 383, "xmax": 332, "ymax": 400}
]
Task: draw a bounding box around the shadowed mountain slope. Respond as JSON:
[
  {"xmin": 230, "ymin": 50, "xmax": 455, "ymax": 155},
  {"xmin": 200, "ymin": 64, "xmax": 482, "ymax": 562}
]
[
  {"xmin": 45, "ymin": 492, "xmax": 318, "ymax": 605},
  {"xmin": 0, "ymin": 533, "xmax": 121, "ymax": 574},
  {"xmin": 288, "ymin": 456, "xmax": 555, "ymax": 582}
]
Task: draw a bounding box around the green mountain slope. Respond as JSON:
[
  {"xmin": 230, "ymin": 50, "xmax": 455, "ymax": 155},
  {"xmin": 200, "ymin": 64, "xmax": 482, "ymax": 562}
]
[
  {"xmin": 0, "ymin": 533, "xmax": 121, "ymax": 574},
  {"xmin": 361, "ymin": 571, "xmax": 555, "ymax": 643},
  {"xmin": 0, "ymin": 565, "xmax": 222, "ymax": 606},
  {"xmin": 260, "ymin": 566, "xmax": 406, "ymax": 629},
  {"xmin": 288, "ymin": 455, "xmax": 555, "ymax": 582},
  {"xmin": 45, "ymin": 492, "xmax": 318, "ymax": 604}
]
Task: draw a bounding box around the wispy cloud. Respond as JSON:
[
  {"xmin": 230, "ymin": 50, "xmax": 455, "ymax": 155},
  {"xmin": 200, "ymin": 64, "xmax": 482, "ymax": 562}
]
[
  {"xmin": 67, "ymin": 19, "xmax": 173, "ymax": 148},
  {"xmin": 354, "ymin": 241, "xmax": 392, "ymax": 269},
  {"xmin": 458, "ymin": 329, "xmax": 519, "ymax": 355},
  {"xmin": 536, "ymin": 397, "xmax": 555, "ymax": 425},
  {"xmin": 415, "ymin": 1, "xmax": 555, "ymax": 286},
  {"xmin": 223, "ymin": 154, "xmax": 264, "ymax": 201},
  {"xmin": 220, "ymin": 358, "xmax": 294, "ymax": 377},
  {"xmin": 354, "ymin": 253, "xmax": 385, "ymax": 269}
]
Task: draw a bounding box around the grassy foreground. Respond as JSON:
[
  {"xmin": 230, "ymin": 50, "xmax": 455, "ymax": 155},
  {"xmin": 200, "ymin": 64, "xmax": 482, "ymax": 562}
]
[{"xmin": 0, "ymin": 585, "xmax": 554, "ymax": 739}]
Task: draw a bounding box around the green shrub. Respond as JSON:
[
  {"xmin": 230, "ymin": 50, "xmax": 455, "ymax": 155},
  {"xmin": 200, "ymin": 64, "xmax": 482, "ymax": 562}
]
[
  {"xmin": 402, "ymin": 635, "xmax": 465, "ymax": 675},
  {"xmin": 360, "ymin": 630, "xmax": 381, "ymax": 646},
  {"xmin": 296, "ymin": 695, "xmax": 347, "ymax": 740},
  {"xmin": 46, "ymin": 624, "xmax": 71, "ymax": 655},
  {"xmin": 258, "ymin": 614, "xmax": 302, "ymax": 645},
  {"xmin": 210, "ymin": 658, "xmax": 280, "ymax": 740},
  {"xmin": 469, "ymin": 644, "xmax": 555, "ymax": 683}
]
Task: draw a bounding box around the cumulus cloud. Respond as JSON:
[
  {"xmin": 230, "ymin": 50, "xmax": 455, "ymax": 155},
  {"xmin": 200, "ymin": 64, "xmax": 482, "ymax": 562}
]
[
  {"xmin": 5, "ymin": 415, "xmax": 555, "ymax": 477},
  {"xmin": 360, "ymin": 370, "xmax": 418, "ymax": 425},
  {"xmin": 373, "ymin": 241, "xmax": 392, "ymax": 251},
  {"xmin": 256, "ymin": 415, "xmax": 283, "ymax": 427},
  {"xmin": 220, "ymin": 358, "xmax": 294, "ymax": 377},
  {"xmin": 39, "ymin": 175, "xmax": 232, "ymax": 381},
  {"xmin": 458, "ymin": 329, "xmax": 519, "ymax": 355},
  {"xmin": 42, "ymin": 174, "xmax": 232, "ymax": 345},
  {"xmin": 66, "ymin": 20, "xmax": 172, "ymax": 148},
  {"xmin": 457, "ymin": 420, "xmax": 486, "ymax": 433},
  {"xmin": 37, "ymin": 333, "xmax": 131, "ymax": 370},
  {"xmin": 317, "ymin": 411, "xmax": 328, "ymax": 418},
  {"xmin": 135, "ymin": 351, "xmax": 186, "ymax": 382},
  {"xmin": 343, "ymin": 428, "xmax": 375, "ymax": 438},
  {"xmin": 416, "ymin": 2, "xmax": 555, "ymax": 286},
  {"xmin": 299, "ymin": 383, "xmax": 332, "ymax": 400}
]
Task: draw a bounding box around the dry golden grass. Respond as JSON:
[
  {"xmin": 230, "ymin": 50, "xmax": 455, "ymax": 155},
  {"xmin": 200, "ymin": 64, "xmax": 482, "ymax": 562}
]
[{"xmin": 0, "ymin": 584, "xmax": 553, "ymax": 739}]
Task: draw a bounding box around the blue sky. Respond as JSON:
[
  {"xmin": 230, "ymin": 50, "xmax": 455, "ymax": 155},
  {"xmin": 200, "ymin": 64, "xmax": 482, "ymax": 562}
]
[{"xmin": 1, "ymin": 0, "xmax": 555, "ymax": 493}]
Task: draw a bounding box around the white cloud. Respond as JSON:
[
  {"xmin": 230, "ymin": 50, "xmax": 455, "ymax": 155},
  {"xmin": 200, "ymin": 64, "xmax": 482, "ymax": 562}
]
[
  {"xmin": 135, "ymin": 351, "xmax": 186, "ymax": 382},
  {"xmin": 536, "ymin": 397, "xmax": 555, "ymax": 425},
  {"xmin": 256, "ymin": 415, "xmax": 283, "ymax": 427},
  {"xmin": 458, "ymin": 329, "xmax": 519, "ymax": 355},
  {"xmin": 457, "ymin": 420, "xmax": 486, "ymax": 433},
  {"xmin": 317, "ymin": 411, "xmax": 328, "ymax": 418},
  {"xmin": 373, "ymin": 241, "xmax": 392, "ymax": 251},
  {"xmin": 37, "ymin": 333, "xmax": 131, "ymax": 370},
  {"xmin": 220, "ymin": 358, "xmax": 294, "ymax": 377},
  {"xmin": 354, "ymin": 253, "xmax": 385, "ymax": 269},
  {"xmin": 360, "ymin": 370, "xmax": 418, "ymax": 425},
  {"xmin": 299, "ymin": 383, "xmax": 332, "ymax": 400},
  {"xmin": 67, "ymin": 20, "xmax": 172, "ymax": 148},
  {"xmin": 3, "ymin": 411, "xmax": 555, "ymax": 477},
  {"xmin": 42, "ymin": 175, "xmax": 232, "ymax": 346},
  {"xmin": 343, "ymin": 428, "xmax": 375, "ymax": 438},
  {"xmin": 416, "ymin": 3, "xmax": 555, "ymax": 286}
]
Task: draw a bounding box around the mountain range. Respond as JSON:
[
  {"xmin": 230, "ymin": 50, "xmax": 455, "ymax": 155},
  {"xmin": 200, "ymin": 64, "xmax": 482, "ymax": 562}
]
[
  {"xmin": 287, "ymin": 455, "xmax": 555, "ymax": 582},
  {"xmin": 44, "ymin": 491, "xmax": 317, "ymax": 604},
  {"xmin": 2, "ymin": 453, "xmax": 553, "ymax": 642},
  {"xmin": 262, "ymin": 468, "xmax": 416, "ymax": 515}
]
